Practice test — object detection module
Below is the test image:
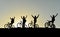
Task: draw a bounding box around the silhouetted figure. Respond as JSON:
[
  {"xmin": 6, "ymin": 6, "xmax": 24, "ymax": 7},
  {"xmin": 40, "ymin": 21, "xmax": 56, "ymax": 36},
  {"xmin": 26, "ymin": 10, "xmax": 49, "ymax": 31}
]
[
  {"xmin": 10, "ymin": 17, "xmax": 15, "ymax": 27},
  {"xmin": 45, "ymin": 13, "xmax": 58, "ymax": 28},
  {"xmin": 50, "ymin": 13, "xmax": 58, "ymax": 24},
  {"xmin": 21, "ymin": 16, "xmax": 27, "ymax": 28},
  {"xmin": 31, "ymin": 15, "xmax": 39, "ymax": 28},
  {"xmin": 4, "ymin": 17, "xmax": 15, "ymax": 28}
]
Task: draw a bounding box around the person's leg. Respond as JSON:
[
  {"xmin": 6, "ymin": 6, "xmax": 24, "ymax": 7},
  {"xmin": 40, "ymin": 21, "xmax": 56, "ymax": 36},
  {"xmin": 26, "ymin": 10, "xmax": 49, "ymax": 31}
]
[
  {"xmin": 34, "ymin": 21, "xmax": 36, "ymax": 28},
  {"xmin": 22, "ymin": 22, "xmax": 25, "ymax": 28}
]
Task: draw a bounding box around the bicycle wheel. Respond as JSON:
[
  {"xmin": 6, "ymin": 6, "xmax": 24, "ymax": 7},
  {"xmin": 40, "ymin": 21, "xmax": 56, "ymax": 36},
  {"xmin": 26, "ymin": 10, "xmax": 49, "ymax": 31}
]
[
  {"xmin": 50, "ymin": 24, "xmax": 56, "ymax": 28},
  {"xmin": 17, "ymin": 23, "xmax": 22, "ymax": 28},
  {"xmin": 45, "ymin": 22, "xmax": 48, "ymax": 28},
  {"xmin": 28, "ymin": 23, "xmax": 31, "ymax": 27},
  {"xmin": 28, "ymin": 23, "xmax": 34, "ymax": 28},
  {"xmin": 35, "ymin": 24, "xmax": 39, "ymax": 28},
  {"xmin": 4, "ymin": 24, "xmax": 9, "ymax": 28}
]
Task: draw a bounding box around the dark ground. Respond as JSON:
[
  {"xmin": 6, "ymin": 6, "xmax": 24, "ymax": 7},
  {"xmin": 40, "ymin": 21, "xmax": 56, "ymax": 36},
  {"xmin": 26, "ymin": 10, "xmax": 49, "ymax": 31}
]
[{"xmin": 0, "ymin": 28, "xmax": 60, "ymax": 33}]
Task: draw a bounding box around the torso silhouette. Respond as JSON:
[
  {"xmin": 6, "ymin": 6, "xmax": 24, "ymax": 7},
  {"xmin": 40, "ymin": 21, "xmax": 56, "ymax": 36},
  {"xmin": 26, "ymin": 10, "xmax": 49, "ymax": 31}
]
[
  {"xmin": 22, "ymin": 16, "xmax": 26, "ymax": 25},
  {"xmin": 34, "ymin": 16, "xmax": 37, "ymax": 24},
  {"xmin": 51, "ymin": 15, "xmax": 55, "ymax": 23},
  {"xmin": 50, "ymin": 13, "xmax": 58, "ymax": 24},
  {"xmin": 32, "ymin": 15, "xmax": 39, "ymax": 24},
  {"xmin": 11, "ymin": 18, "xmax": 14, "ymax": 24},
  {"xmin": 21, "ymin": 16, "xmax": 27, "ymax": 28}
]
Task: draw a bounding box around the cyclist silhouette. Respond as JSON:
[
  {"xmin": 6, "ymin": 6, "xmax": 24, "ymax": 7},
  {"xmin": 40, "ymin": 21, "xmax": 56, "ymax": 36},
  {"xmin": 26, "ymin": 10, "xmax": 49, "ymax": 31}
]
[
  {"xmin": 31, "ymin": 15, "xmax": 39, "ymax": 28},
  {"xmin": 4, "ymin": 17, "xmax": 15, "ymax": 28},
  {"xmin": 21, "ymin": 16, "xmax": 27, "ymax": 28},
  {"xmin": 45, "ymin": 13, "xmax": 58, "ymax": 28},
  {"xmin": 50, "ymin": 13, "xmax": 58, "ymax": 24},
  {"xmin": 10, "ymin": 17, "xmax": 15, "ymax": 27}
]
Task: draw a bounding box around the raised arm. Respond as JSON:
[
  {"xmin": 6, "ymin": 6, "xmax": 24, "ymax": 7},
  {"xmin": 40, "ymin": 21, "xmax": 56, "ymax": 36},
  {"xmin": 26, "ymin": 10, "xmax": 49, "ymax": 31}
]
[
  {"xmin": 21, "ymin": 16, "xmax": 23, "ymax": 19},
  {"xmin": 50, "ymin": 15, "xmax": 52, "ymax": 18},
  {"xmin": 55, "ymin": 13, "xmax": 58, "ymax": 17},
  {"xmin": 14, "ymin": 17, "xmax": 15, "ymax": 19},
  {"xmin": 31, "ymin": 15, "xmax": 34, "ymax": 18},
  {"xmin": 37, "ymin": 15, "xmax": 39, "ymax": 18},
  {"xmin": 10, "ymin": 17, "xmax": 11, "ymax": 19}
]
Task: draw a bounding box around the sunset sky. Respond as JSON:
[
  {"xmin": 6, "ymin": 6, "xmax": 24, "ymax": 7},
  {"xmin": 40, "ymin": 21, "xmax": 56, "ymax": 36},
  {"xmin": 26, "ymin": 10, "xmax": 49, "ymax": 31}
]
[{"xmin": 0, "ymin": 0, "xmax": 60, "ymax": 28}]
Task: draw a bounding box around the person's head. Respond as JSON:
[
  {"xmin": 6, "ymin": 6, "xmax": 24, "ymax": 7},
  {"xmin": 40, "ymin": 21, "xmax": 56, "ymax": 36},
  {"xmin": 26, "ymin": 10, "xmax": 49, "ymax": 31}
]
[
  {"xmin": 53, "ymin": 15, "xmax": 55, "ymax": 17},
  {"xmin": 35, "ymin": 16, "xmax": 36, "ymax": 17}
]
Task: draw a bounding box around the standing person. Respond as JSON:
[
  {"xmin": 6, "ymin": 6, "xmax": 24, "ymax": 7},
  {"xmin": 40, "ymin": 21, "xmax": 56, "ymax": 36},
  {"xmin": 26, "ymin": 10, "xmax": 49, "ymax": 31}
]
[
  {"xmin": 10, "ymin": 17, "xmax": 15, "ymax": 27},
  {"xmin": 31, "ymin": 14, "xmax": 39, "ymax": 28},
  {"xmin": 50, "ymin": 13, "xmax": 58, "ymax": 24},
  {"xmin": 21, "ymin": 16, "xmax": 27, "ymax": 28}
]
